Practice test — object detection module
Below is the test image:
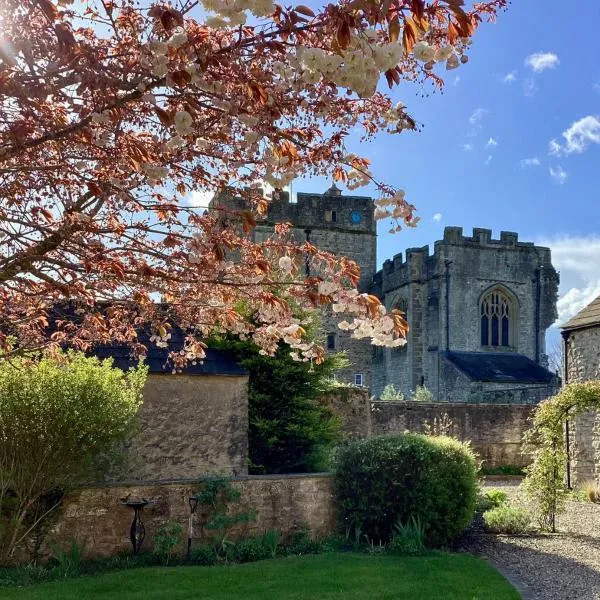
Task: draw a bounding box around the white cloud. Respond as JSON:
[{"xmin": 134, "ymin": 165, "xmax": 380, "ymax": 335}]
[
  {"xmin": 503, "ymin": 71, "xmax": 517, "ymax": 83},
  {"xmin": 549, "ymin": 165, "xmax": 568, "ymax": 185},
  {"xmin": 432, "ymin": 213, "xmax": 442, "ymax": 223},
  {"xmin": 594, "ymin": 81, "xmax": 600, "ymax": 94},
  {"xmin": 469, "ymin": 108, "xmax": 488, "ymax": 125},
  {"xmin": 537, "ymin": 235, "xmax": 600, "ymax": 326},
  {"xmin": 525, "ymin": 52, "xmax": 559, "ymax": 73},
  {"xmin": 186, "ymin": 189, "xmax": 214, "ymax": 208},
  {"xmin": 462, "ymin": 143, "xmax": 474, "ymax": 152},
  {"xmin": 484, "ymin": 155, "xmax": 493, "ymax": 166},
  {"xmin": 453, "ymin": 76, "xmax": 460, "ymax": 86},
  {"xmin": 521, "ymin": 157, "xmax": 541, "ymax": 168},
  {"xmin": 486, "ymin": 137, "xmax": 498, "ymax": 148},
  {"xmin": 549, "ymin": 115, "xmax": 600, "ymax": 156}
]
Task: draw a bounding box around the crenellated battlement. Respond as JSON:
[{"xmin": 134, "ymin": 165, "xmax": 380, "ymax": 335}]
[
  {"xmin": 374, "ymin": 226, "xmax": 554, "ymax": 289},
  {"xmin": 439, "ymin": 226, "xmax": 534, "ymax": 248}
]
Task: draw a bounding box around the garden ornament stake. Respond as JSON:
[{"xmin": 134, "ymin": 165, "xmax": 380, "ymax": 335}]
[{"xmin": 188, "ymin": 496, "xmax": 199, "ymax": 559}]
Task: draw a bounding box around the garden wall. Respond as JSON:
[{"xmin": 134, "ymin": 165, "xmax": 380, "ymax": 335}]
[
  {"xmin": 119, "ymin": 373, "xmax": 249, "ymax": 481},
  {"xmin": 40, "ymin": 474, "xmax": 336, "ymax": 560},
  {"xmin": 322, "ymin": 388, "xmax": 534, "ymax": 468}
]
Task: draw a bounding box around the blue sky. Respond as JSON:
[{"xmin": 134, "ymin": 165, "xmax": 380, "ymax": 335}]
[
  {"xmin": 189, "ymin": 1, "xmax": 600, "ymax": 345},
  {"xmin": 289, "ymin": 0, "xmax": 600, "ymax": 341}
]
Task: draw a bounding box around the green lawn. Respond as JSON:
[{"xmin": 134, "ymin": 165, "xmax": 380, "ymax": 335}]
[{"xmin": 2, "ymin": 553, "xmax": 519, "ymax": 600}]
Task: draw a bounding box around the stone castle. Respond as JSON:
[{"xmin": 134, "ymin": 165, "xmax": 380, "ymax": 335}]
[{"xmin": 212, "ymin": 185, "xmax": 560, "ymax": 403}]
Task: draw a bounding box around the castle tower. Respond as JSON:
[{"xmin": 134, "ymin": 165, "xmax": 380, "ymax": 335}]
[
  {"xmin": 211, "ymin": 185, "xmax": 378, "ymax": 388},
  {"xmin": 371, "ymin": 227, "xmax": 560, "ymax": 402}
]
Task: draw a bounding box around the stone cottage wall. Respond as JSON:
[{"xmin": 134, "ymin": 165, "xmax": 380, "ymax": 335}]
[
  {"xmin": 41, "ymin": 474, "xmax": 336, "ymax": 560},
  {"xmin": 565, "ymin": 326, "xmax": 600, "ymax": 485},
  {"xmin": 119, "ymin": 373, "xmax": 249, "ymax": 481}
]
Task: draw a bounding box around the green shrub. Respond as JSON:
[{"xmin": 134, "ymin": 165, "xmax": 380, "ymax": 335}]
[
  {"xmin": 334, "ymin": 433, "xmax": 478, "ymax": 547},
  {"xmin": 485, "ymin": 489, "xmax": 508, "ymax": 507},
  {"xmin": 483, "ymin": 506, "xmax": 531, "ymax": 534},
  {"xmin": 280, "ymin": 524, "xmax": 324, "ymax": 556},
  {"xmin": 209, "ymin": 336, "xmax": 346, "ymax": 474},
  {"xmin": 152, "ymin": 520, "xmax": 184, "ymax": 565},
  {"xmin": 230, "ymin": 530, "xmax": 280, "ymax": 563},
  {"xmin": 0, "ymin": 351, "xmax": 146, "ymax": 565},
  {"xmin": 388, "ymin": 517, "xmax": 426, "ymax": 556},
  {"xmin": 411, "ymin": 385, "xmax": 433, "ymax": 402},
  {"xmin": 48, "ymin": 539, "xmax": 85, "ymax": 578},
  {"xmin": 380, "ymin": 384, "xmax": 405, "ymax": 401},
  {"xmin": 189, "ymin": 544, "xmax": 217, "ymax": 566}
]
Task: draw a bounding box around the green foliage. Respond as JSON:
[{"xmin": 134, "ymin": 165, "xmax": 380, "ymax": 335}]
[
  {"xmin": 388, "ymin": 517, "xmax": 426, "ymax": 556},
  {"xmin": 379, "ymin": 384, "xmax": 404, "ymax": 401},
  {"xmin": 334, "ymin": 433, "xmax": 478, "ymax": 547},
  {"xmin": 229, "ymin": 530, "xmax": 280, "ymax": 563},
  {"xmin": 152, "ymin": 520, "xmax": 183, "ymax": 565},
  {"xmin": 523, "ymin": 381, "xmax": 600, "ymax": 531},
  {"xmin": 475, "ymin": 488, "xmax": 508, "ymax": 513},
  {"xmin": 48, "ymin": 539, "xmax": 85, "ymax": 579},
  {"xmin": 0, "ymin": 351, "xmax": 146, "ymax": 565},
  {"xmin": 483, "ymin": 506, "xmax": 532, "ymax": 534},
  {"xmin": 485, "ymin": 489, "xmax": 508, "ymax": 507},
  {"xmin": 191, "ymin": 476, "xmax": 256, "ymax": 561},
  {"xmin": 411, "ymin": 385, "xmax": 434, "ymax": 402},
  {"xmin": 210, "ymin": 336, "xmax": 346, "ymax": 474},
  {"xmin": 189, "ymin": 544, "xmax": 217, "ymax": 566}
]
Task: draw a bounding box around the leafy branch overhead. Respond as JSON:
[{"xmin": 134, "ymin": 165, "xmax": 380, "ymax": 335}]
[{"xmin": 0, "ymin": 0, "xmax": 505, "ymax": 364}]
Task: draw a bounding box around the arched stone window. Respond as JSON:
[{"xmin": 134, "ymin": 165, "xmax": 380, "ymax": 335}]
[{"xmin": 480, "ymin": 287, "xmax": 516, "ymax": 348}]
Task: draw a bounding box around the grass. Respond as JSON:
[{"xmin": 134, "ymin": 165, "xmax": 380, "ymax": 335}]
[{"xmin": 2, "ymin": 553, "xmax": 520, "ymax": 600}]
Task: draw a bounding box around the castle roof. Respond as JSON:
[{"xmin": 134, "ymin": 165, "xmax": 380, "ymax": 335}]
[
  {"xmin": 561, "ymin": 295, "xmax": 600, "ymax": 331},
  {"xmin": 444, "ymin": 351, "xmax": 555, "ymax": 384}
]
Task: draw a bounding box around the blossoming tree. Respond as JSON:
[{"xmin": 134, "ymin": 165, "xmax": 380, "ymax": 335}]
[{"xmin": 0, "ymin": 0, "xmax": 506, "ymax": 366}]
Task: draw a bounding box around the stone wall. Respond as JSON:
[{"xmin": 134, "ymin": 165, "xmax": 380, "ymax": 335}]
[
  {"xmin": 120, "ymin": 373, "xmax": 249, "ymax": 481},
  {"xmin": 319, "ymin": 387, "xmax": 372, "ymax": 439},
  {"xmin": 564, "ymin": 325, "xmax": 600, "ymax": 485},
  {"xmin": 369, "ymin": 401, "xmax": 534, "ymax": 468},
  {"xmin": 41, "ymin": 474, "xmax": 336, "ymax": 560}
]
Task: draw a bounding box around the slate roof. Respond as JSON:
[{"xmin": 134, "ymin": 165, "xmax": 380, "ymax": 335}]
[
  {"xmin": 90, "ymin": 328, "xmax": 246, "ymax": 376},
  {"xmin": 561, "ymin": 295, "xmax": 600, "ymax": 331},
  {"xmin": 444, "ymin": 351, "xmax": 555, "ymax": 384}
]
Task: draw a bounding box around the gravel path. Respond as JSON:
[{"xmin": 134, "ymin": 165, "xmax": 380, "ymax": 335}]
[{"xmin": 464, "ymin": 480, "xmax": 600, "ymax": 600}]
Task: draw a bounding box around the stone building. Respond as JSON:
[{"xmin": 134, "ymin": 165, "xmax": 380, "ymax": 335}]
[
  {"xmin": 212, "ymin": 186, "xmax": 559, "ymax": 402},
  {"xmin": 94, "ymin": 340, "xmax": 249, "ymax": 481},
  {"xmin": 561, "ymin": 296, "xmax": 600, "ymax": 485}
]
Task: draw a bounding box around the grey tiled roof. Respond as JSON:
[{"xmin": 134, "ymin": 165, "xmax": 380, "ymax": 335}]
[{"xmin": 561, "ymin": 295, "xmax": 600, "ymax": 331}]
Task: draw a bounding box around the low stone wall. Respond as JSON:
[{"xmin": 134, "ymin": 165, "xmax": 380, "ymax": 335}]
[
  {"xmin": 41, "ymin": 474, "xmax": 336, "ymax": 560},
  {"xmin": 370, "ymin": 401, "xmax": 535, "ymax": 468}
]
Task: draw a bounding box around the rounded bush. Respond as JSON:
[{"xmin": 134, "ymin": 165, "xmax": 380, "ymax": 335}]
[{"xmin": 334, "ymin": 433, "xmax": 478, "ymax": 547}]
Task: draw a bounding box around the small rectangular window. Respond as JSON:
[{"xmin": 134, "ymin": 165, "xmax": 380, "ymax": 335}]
[
  {"xmin": 354, "ymin": 373, "xmax": 364, "ymax": 386},
  {"xmin": 327, "ymin": 333, "xmax": 336, "ymax": 350},
  {"xmin": 331, "ymin": 210, "xmax": 337, "ymax": 222}
]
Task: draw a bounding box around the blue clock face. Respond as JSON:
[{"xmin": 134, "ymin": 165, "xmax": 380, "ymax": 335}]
[{"xmin": 350, "ymin": 210, "xmax": 362, "ymax": 224}]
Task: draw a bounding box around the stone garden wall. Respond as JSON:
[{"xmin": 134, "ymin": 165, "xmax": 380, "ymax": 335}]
[
  {"xmin": 322, "ymin": 388, "xmax": 534, "ymax": 468},
  {"xmin": 41, "ymin": 474, "xmax": 336, "ymax": 560}
]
